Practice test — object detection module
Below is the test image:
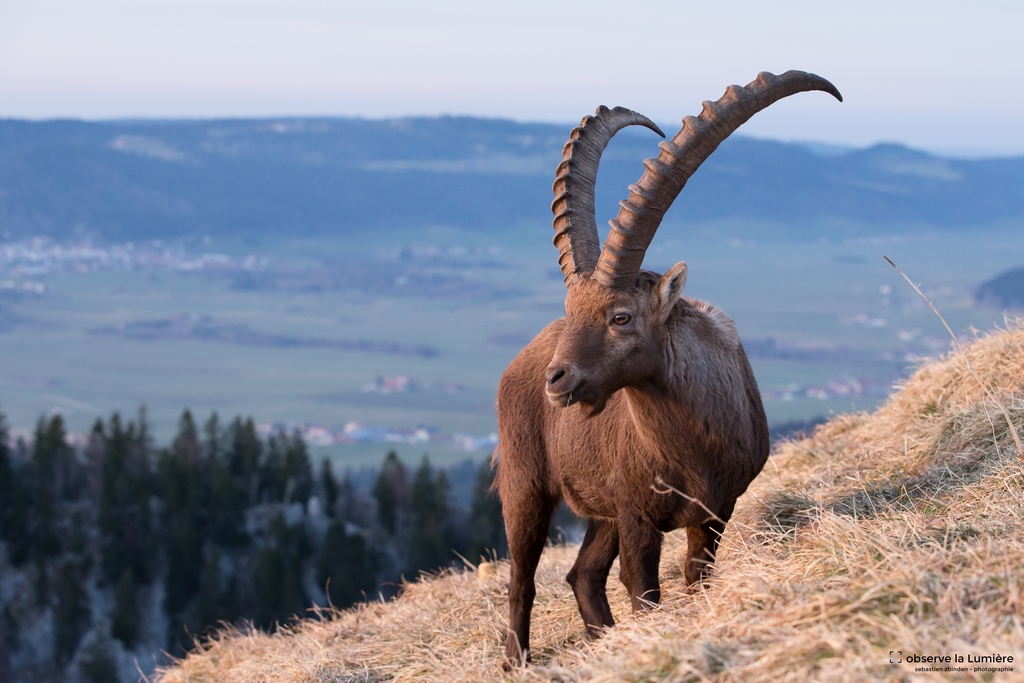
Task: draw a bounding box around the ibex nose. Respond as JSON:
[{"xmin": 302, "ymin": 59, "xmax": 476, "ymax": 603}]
[{"xmin": 545, "ymin": 365, "xmax": 567, "ymax": 387}]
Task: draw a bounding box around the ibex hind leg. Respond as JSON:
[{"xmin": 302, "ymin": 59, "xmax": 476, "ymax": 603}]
[
  {"xmin": 566, "ymin": 519, "xmax": 619, "ymax": 637},
  {"xmin": 684, "ymin": 499, "xmax": 736, "ymax": 585},
  {"xmin": 502, "ymin": 489, "xmax": 557, "ymax": 668}
]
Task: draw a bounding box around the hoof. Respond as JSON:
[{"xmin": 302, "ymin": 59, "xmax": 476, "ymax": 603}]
[{"xmin": 502, "ymin": 651, "xmax": 530, "ymax": 671}]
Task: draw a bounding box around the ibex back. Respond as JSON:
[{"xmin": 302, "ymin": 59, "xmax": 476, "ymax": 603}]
[{"xmin": 494, "ymin": 70, "xmax": 842, "ymax": 667}]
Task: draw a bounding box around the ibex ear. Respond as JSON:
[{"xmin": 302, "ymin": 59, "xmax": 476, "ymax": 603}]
[{"xmin": 657, "ymin": 262, "xmax": 687, "ymax": 321}]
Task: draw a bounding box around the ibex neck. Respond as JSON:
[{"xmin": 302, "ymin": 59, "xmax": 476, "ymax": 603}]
[
  {"xmin": 624, "ymin": 310, "xmax": 750, "ymax": 450},
  {"xmin": 622, "ymin": 380, "xmax": 724, "ymax": 458}
]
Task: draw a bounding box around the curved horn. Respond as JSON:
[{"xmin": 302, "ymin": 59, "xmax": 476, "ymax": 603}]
[
  {"xmin": 593, "ymin": 70, "xmax": 843, "ymax": 288},
  {"xmin": 552, "ymin": 106, "xmax": 664, "ymax": 285}
]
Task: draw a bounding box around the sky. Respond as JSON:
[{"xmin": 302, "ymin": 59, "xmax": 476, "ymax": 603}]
[{"xmin": 1, "ymin": 0, "xmax": 1022, "ymax": 156}]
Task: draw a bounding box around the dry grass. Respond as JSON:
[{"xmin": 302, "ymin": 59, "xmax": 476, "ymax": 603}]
[{"xmin": 156, "ymin": 322, "xmax": 1024, "ymax": 683}]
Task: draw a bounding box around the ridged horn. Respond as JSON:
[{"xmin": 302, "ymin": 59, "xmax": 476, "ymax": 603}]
[
  {"xmin": 552, "ymin": 106, "xmax": 664, "ymax": 285},
  {"xmin": 592, "ymin": 70, "xmax": 842, "ymax": 289}
]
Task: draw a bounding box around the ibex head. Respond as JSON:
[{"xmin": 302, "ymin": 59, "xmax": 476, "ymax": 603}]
[{"xmin": 544, "ymin": 71, "xmax": 842, "ymax": 415}]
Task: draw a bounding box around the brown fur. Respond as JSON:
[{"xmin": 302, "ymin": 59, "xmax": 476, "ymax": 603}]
[{"xmin": 495, "ymin": 266, "xmax": 770, "ymax": 666}]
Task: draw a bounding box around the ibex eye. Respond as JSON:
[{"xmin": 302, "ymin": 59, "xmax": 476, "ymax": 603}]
[{"xmin": 612, "ymin": 313, "xmax": 631, "ymax": 326}]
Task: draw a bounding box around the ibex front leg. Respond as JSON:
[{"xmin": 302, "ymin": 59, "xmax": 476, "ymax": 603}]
[
  {"xmin": 566, "ymin": 519, "xmax": 619, "ymax": 636},
  {"xmin": 617, "ymin": 510, "xmax": 663, "ymax": 611},
  {"xmin": 503, "ymin": 492, "xmax": 556, "ymax": 668}
]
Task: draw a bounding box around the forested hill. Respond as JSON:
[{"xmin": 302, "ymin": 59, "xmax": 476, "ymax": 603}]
[
  {"xmin": 2, "ymin": 116, "xmax": 1023, "ymax": 242},
  {"xmin": 0, "ymin": 407, "xmax": 506, "ymax": 682}
]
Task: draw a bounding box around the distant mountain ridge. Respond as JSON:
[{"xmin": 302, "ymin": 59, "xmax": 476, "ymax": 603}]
[
  {"xmin": 977, "ymin": 267, "xmax": 1024, "ymax": 310},
  {"xmin": 1, "ymin": 116, "xmax": 1022, "ymax": 242}
]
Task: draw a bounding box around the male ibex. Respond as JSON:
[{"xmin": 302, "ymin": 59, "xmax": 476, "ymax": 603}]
[{"xmin": 494, "ymin": 71, "xmax": 841, "ymax": 666}]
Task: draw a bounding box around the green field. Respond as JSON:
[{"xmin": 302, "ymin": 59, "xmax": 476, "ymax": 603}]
[{"xmin": 1, "ymin": 220, "xmax": 1020, "ymax": 466}]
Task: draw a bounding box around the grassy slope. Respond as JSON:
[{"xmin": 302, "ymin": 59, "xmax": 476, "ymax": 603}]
[{"xmin": 156, "ymin": 322, "xmax": 1024, "ymax": 682}]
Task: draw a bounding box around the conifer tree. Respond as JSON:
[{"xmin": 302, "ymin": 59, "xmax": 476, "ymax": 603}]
[
  {"xmin": 111, "ymin": 569, "xmax": 140, "ymax": 648},
  {"xmin": 317, "ymin": 521, "xmax": 377, "ymax": 608},
  {"xmin": 158, "ymin": 411, "xmax": 205, "ymax": 622},
  {"xmin": 0, "ymin": 406, "xmax": 12, "ymax": 526},
  {"xmin": 206, "ymin": 412, "xmax": 248, "ymax": 547},
  {"xmin": 283, "ymin": 430, "xmax": 312, "ymax": 504},
  {"xmin": 247, "ymin": 513, "xmax": 310, "ymax": 630},
  {"xmin": 319, "ymin": 458, "xmax": 339, "ymax": 518},
  {"xmin": 203, "ymin": 411, "xmax": 222, "ymax": 461},
  {"xmin": 36, "ymin": 413, "xmax": 75, "ymax": 498},
  {"xmin": 53, "ymin": 557, "xmax": 91, "ymax": 665},
  {"xmin": 99, "ymin": 412, "xmax": 154, "ymax": 584},
  {"xmin": 30, "ymin": 414, "xmax": 69, "ymax": 560},
  {"xmin": 208, "ymin": 460, "xmax": 247, "ymax": 548},
  {"xmin": 372, "ymin": 451, "xmax": 408, "ymax": 536},
  {"xmin": 337, "ymin": 473, "xmax": 358, "ymax": 523},
  {"xmin": 191, "ymin": 547, "xmax": 236, "ymax": 631},
  {"xmin": 78, "ymin": 633, "xmax": 120, "ymax": 683},
  {"xmin": 83, "ymin": 419, "xmax": 107, "ymax": 500},
  {"xmin": 228, "ymin": 416, "xmax": 262, "ymax": 504},
  {"xmin": 0, "ymin": 406, "xmax": 19, "ymax": 551},
  {"xmin": 261, "ymin": 433, "xmax": 286, "ymax": 502},
  {"xmin": 172, "ymin": 409, "xmax": 202, "ymax": 461},
  {"xmin": 467, "ymin": 459, "xmax": 506, "ymax": 561},
  {"xmin": 249, "ymin": 546, "xmax": 286, "ymax": 630},
  {"xmin": 2, "ymin": 482, "xmax": 30, "ymax": 566},
  {"xmin": 406, "ymin": 457, "xmax": 453, "ymax": 575}
]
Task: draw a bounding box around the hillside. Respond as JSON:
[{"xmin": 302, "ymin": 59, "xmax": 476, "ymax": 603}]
[
  {"xmin": 978, "ymin": 267, "xmax": 1024, "ymax": 311},
  {"xmin": 2, "ymin": 117, "xmax": 1024, "ymax": 243},
  {"xmin": 156, "ymin": 321, "xmax": 1024, "ymax": 682}
]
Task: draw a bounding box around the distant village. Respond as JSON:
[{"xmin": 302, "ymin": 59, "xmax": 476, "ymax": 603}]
[
  {"xmin": 256, "ymin": 373, "xmax": 497, "ymax": 452},
  {"xmin": 255, "ymin": 417, "xmax": 499, "ymax": 453},
  {"xmin": 0, "ymin": 235, "xmax": 264, "ymax": 294}
]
